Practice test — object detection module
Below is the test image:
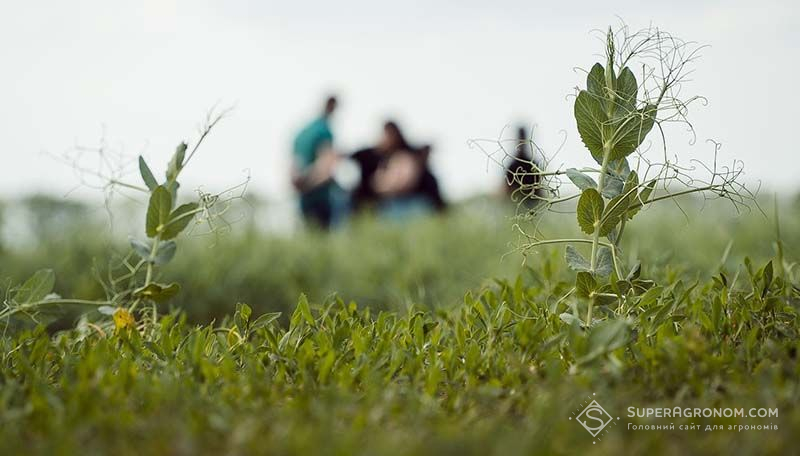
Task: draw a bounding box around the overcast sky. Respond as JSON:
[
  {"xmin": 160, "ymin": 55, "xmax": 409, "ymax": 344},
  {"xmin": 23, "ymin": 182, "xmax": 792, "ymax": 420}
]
[{"xmin": 1, "ymin": 0, "xmax": 797, "ymax": 204}]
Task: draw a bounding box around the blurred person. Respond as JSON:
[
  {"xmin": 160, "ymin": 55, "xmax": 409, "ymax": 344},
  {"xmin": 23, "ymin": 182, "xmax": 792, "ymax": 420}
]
[
  {"xmin": 349, "ymin": 121, "xmax": 412, "ymax": 213},
  {"xmin": 291, "ymin": 96, "xmax": 340, "ymax": 229},
  {"xmin": 503, "ymin": 126, "xmax": 543, "ymax": 207},
  {"xmin": 374, "ymin": 143, "xmax": 446, "ymax": 217}
]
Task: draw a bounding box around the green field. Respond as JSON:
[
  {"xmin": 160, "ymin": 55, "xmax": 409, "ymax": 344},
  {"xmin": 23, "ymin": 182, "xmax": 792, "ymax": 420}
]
[
  {"xmin": 1, "ymin": 196, "xmax": 799, "ymax": 455},
  {"xmin": 3, "ymin": 23, "xmax": 800, "ymax": 455}
]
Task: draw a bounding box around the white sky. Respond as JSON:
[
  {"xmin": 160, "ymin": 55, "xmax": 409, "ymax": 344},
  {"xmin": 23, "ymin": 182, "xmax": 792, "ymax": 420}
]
[{"xmin": 1, "ymin": 0, "xmax": 797, "ymax": 203}]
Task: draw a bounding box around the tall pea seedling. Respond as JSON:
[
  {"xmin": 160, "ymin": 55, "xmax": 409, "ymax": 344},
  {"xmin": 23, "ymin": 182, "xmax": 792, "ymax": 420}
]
[
  {"xmin": 1, "ymin": 112, "xmax": 244, "ymax": 333},
  {"xmin": 506, "ymin": 26, "xmax": 753, "ymax": 325}
]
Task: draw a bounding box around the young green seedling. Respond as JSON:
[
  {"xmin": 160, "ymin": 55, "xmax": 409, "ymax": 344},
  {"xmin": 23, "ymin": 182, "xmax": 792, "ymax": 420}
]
[{"xmin": 0, "ymin": 110, "xmax": 246, "ymax": 333}]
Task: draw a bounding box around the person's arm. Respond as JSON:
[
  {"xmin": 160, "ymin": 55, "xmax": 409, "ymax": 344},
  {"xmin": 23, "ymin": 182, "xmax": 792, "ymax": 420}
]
[
  {"xmin": 372, "ymin": 151, "xmax": 422, "ymax": 196},
  {"xmin": 303, "ymin": 143, "xmax": 339, "ymax": 189}
]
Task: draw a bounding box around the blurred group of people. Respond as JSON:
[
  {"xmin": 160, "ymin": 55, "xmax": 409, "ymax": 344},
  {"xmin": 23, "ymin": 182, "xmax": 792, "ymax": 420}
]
[{"xmin": 291, "ymin": 96, "xmax": 446, "ymax": 229}]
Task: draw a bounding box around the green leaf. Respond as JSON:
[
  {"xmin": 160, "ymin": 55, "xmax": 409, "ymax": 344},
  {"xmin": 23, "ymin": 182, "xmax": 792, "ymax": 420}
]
[
  {"xmin": 167, "ymin": 181, "xmax": 180, "ymax": 207},
  {"xmin": 251, "ymin": 312, "xmax": 282, "ymax": 330},
  {"xmin": 575, "ymin": 271, "xmax": 598, "ymax": 299},
  {"xmin": 601, "ymin": 158, "xmax": 629, "ymax": 199},
  {"xmin": 601, "ymin": 173, "xmax": 624, "ymax": 199},
  {"xmin": 600, "ymin": 193, "xmax": 630, "ymax": 237},
  {"xmin": 129, "ymin": 237, "xmax": 151, "ymax": 260},
  {"xmin": 574, "ymin": 90, "xmax": 608, "ymax": 164},
  {"xmin": 607, "ymin": 157, "xmax": 630, "ymax": 176},
  {"xmin": 565, "ymin": 245, "xmax": 591, "ymax": 272},
  {"xmin": 761, "ymin": 260, "xmax": 774, "ymax": 298},
  {"xmin": 292, "ymin": 294, "xmax": 315, "ymax": 327},
  {"xmin": 622, "ymin": 171, "xmax": 639, "ymax": 196},
  {"xmin": 146, "ymin": 186, "xmax": 173, "ymax": 238},
  {"xmin": 566, "ymin": 168, "xmax": 597, "ymax": 191},
  {"xmin": 627, "ymin": 179, "xmax": 656, "ymax": 219},
  {"xmin": 166, "ymin": 142, "xmax": 187, "ymax": 182},
  {"xmin": 153, "ymin": 240, "xmax": 177, "ymax": 265},
  {"xmin": 559, "ymin": 312, "xmax": 582, "ymax": 326},
  {"xmin": 626, "ymin": 262, "xmax": 641, "ymax": 281},
  {"xmin": 138, "ymin": 156, "xmax": 158, "ymax": 191},
  {"xmin": 161, "ymin": 203, "xmax": 199, "ymax": 240},
  {"xmin": 577, "ymin": 188, "xmax": 604, "ymax": 235},
  {"xmin": 638, "ymin": 286, "xmax": 663, "ymax": 308},
  {"xmin": 235, "ymin": 303, "xmax": 252, "ymax": 331},
  {"xmin": 608, "ymin": 104, "xmax": 657, "ymax": 160},
  {"xmin": 580, "ymin": 318, "xmax": 631, "ymax": 363},
  {"xmin": 15, "ymin": 269, "xmax": 55, "ymax": 304},
  {"xmin": 614, "ymin": 67, "xmax": 638, "ymax": 115},
  {"xmin": 595, "ymin": 246, "xmax": 614, "ymax": 277},
  {"xmin": 586, "ymin": 63, "xmax": 606, "ymax": 99},
  {"xmin": 133, "ymin": 282, "xmax": 180, "ymax": 302}
]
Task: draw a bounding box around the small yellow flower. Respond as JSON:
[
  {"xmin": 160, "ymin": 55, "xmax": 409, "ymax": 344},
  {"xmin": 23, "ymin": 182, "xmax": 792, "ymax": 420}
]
[{"xmin": 113, "ymin": 308, "xmax": 136, "ymax": 332}]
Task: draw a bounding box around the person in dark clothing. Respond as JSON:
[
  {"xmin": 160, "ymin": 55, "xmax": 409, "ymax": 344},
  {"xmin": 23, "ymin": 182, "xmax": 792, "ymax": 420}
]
[
  {"xmin": 504, "ymin": 126, "xmax": 543, "ymax": 206},
  {"xmin": 350, "ymin": 121, "xmax": 446, "ymax": 218},
  {"xmin": 349, "ymin": 121, "xmax": 411, "ymax": 213},
  {"xmin": 406, "ymin": 144, "xmax": 446, "ymax": 212}
]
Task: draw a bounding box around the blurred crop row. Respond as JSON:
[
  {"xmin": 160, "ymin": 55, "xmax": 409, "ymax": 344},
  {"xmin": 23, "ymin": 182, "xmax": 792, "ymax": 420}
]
[{"xmin": 1, "ymin": 193, "xmax": 798, "ymax": 325}]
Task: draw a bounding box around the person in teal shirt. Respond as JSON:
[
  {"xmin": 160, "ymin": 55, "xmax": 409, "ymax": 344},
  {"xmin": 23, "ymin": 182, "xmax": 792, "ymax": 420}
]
[{"xmin": 291, "ymin": 96, "xmax": 339, "ymax": 229}]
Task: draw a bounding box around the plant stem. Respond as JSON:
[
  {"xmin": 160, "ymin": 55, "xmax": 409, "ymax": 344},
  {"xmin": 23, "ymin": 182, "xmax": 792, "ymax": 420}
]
[
  {"xmin": 615, "ymin": 218, "xmax": 627, "ymax": 247},
  {"xmin": 589, "ymin": 151, "xmax": 611, "ymax": 273},
  {"xmin": 129, "ymin": 236, "xmax": 161, "ymax": 312},
  {"xmin": 109, "ymin": 180, "xmax": 149, "ymax": 194},
  {"xmin": 586, "ymin": 298, "xmax": 594, "ymax": 326}
]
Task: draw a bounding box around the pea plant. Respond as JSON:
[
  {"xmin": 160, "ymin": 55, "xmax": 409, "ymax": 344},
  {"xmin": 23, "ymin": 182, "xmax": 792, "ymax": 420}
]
[
  {"xmin": 1, "ymin": 110, "xmax": 246, "ymax": 333},
  {"xmin": 478, "ymin": 25, "xmax": 755, "ymax": 325}
]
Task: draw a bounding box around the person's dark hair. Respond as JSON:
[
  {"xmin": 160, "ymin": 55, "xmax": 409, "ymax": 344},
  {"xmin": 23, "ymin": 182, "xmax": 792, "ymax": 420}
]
[
  {"xmin": 323, "ymin": 96, "xmax": 338, "ymax": 116},
  {"xmin": 516, "ymin": 126, "xmax": 532, "ymax": 160},
  {"xmin": 383, "ymin": 120, "xmax": 411, "ymax": 150}
]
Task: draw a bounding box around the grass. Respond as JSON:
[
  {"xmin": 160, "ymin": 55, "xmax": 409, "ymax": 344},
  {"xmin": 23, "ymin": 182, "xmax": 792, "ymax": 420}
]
[{"xmin": 0, "ymin": 196, "xmax": 799, "ymax": 455}]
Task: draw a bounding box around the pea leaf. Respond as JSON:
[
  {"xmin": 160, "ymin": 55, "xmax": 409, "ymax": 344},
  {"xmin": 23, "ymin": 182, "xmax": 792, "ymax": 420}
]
[
  {"xmin": 574, "ymin": 90, "xmax": 608, "ymax": 164},
  {"xmin": 575, "ymin": 271, "xmax": 598, "ymax": 299},
  {"xmin": 621, "ymin": 170, "xmax": 639, "ymax": 196},
  {"xmin": 595, "ymin": 246, "xmax": 614, "ymax": 277},
  {"xmin": 153, "ymin": 240, "xmax": 177, "ymax": 265},
  {"xmin": 166, "ymin": 142, "xmax": 187, "ymax": 182},
  {"xmin": 161, "ymin": 203, "xmax": 199, "ymax": 240},
  {"xmin": 601, "ymin": 158, "xmax": 630, "ymax": 198},
  {"xmin": 601, "ymin": 173, "xmax": 624, "ymax": 199},
  {"xmin": 15, "ymin": 269, "xmax": 55, "ymax": 304},
  {"xmin": 565, "ymin": 245, "xmax": 591, "ymax": 272},
  {"xmin": 627, "ymin": 179, "xmax": 656, "ymax": 219},
  {"xmin": 133, "ymin": 282, "xmax": 181, "ymax": 302},
  {"xmin": 129, "ymin": 237, "xmax": 151, "ymax": 260},
  {"xmin": 614, "ymin": 67, "xmax": 638, "ymax": 115},
  {"xmin": 577, "ymin": 188, "xmax": 604, "ymax": 235},
  {"xmin": 167, "ymin": 181, "xmax": 180, "ymax": 207},
  {"xmin": 146, "ymin": 186, "xmax": 172, "ymax": 238},
  {"xmin": 138, "ymin": 156, "xmax": 158, "ymax": 191},
  {"xmin": 608, "ymin": 104, "xmax": 657, "ymax": 160},
  {"xmin": 600, "ymin": 194, "xmax": 630, "ymax": 236},
  {"xmin": 586, "ymin": 63, "xmax": 606, "ymax": 99},
  {"xmin": 251, "ymin": 312, "xmax": 282, "ymax": 330},
  {"xmin": 626, "ymin": 261, "xmax": 642, "ymax": 281},
  {"xmin": 566, "ymin": 169, "xmax": 597, "ymax": 191},
  {"xmin": 292, "ymin": 294, "xmax": 315, "ymax": 327},
  {"xmin": 579, "ymin": 318, "xmax": 631, "ymax": 364}
]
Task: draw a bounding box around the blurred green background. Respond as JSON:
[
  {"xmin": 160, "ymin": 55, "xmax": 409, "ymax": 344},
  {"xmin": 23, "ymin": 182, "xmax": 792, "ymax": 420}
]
[{"xmin": 1, "ymin": 193, "xmax": 797, "ymax": 323}]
